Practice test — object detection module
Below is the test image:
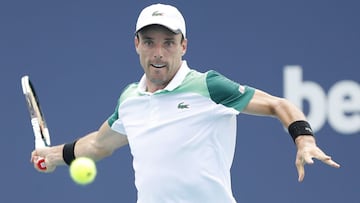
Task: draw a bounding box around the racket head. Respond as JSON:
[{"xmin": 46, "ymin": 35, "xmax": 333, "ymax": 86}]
[{"xmin": 21, "ymin": 75, "xmax": 51, "ymax": 148}]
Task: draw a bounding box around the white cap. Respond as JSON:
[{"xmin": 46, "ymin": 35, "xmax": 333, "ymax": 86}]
[{"xmin": 135, "ymin": 4, "xmax": 186, "ymax": 38}]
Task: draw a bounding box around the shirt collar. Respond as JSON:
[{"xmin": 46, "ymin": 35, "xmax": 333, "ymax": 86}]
[{"xmin": 138, "ymin": 60, "xmax": 190, "ymax": 94}]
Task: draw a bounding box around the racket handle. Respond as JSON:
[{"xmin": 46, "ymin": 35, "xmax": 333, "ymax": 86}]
[{"xmin": 37, "ymin": 158, "xmax": 47, "ymax": 170}]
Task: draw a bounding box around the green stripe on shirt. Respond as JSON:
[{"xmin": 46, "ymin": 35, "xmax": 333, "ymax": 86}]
[{"xmin": 206, "ymin": 70, "xmax": 255, "ymax": 112}]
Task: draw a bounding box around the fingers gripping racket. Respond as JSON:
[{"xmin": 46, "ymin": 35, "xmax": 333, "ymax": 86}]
[{"xmin": 21, "ymin": 75, "xmax": 51, "ymax": 170}]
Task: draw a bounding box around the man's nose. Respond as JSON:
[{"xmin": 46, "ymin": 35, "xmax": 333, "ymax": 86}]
[{"xmin": 153, "ymin": 45, "xmax": 163, "ymax": 59}]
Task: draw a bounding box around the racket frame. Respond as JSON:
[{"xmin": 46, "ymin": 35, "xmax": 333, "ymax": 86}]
[{"xmin": 21, "ymin": 75, "xmax": 50, "ymax": 170}]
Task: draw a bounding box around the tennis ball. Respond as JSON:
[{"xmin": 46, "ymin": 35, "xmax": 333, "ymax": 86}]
[{"xmin": 69, "ymin": 157, "xmax": 97, "ymax": 185}]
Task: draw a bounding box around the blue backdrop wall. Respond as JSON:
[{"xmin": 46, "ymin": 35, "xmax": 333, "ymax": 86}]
[{"xmin": 1, "ymin": 0, "xmax": 359, "ymax": 202}]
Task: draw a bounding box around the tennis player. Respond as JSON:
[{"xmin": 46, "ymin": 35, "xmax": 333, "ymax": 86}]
[{"xmin": 31, "ymin": 3, "xmax": 340, "ymax": 203}]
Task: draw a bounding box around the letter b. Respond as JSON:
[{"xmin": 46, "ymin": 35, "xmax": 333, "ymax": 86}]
[{"xmin": 284, "ymin": 66, "xmax": 327, "ymax": 132}]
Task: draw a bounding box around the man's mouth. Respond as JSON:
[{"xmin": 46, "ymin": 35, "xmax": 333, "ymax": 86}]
[{"xmin": 151, "ymin": 63, "xmax": 166, "ymax": 69}]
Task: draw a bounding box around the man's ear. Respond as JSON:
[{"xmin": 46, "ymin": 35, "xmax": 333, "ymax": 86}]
[
  {"xmin": 181, "ymin": 38, "xmax": 188, "ymax": 56},
  {"xmin": 134, "ymin": 36, "xmax": 140, "ymax": 54}
]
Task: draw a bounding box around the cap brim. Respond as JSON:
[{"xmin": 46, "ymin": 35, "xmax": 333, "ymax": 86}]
[{"xmin": 136, "ymin": 18, "xmax": 182, "ymax": 34}]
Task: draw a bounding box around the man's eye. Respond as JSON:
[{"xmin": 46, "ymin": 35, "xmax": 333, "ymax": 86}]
[
  {"xmin": 144, "ymin": 40, "xmax": 153, "ymax": 45},
  {"xmin": 165, "ymin": 41, "xmax": 174, "ymax": 46}
]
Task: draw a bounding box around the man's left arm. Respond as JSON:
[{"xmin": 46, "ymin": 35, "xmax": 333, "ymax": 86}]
[{"xmin": 243, "ymin": 88, "xmax": 340, "ymax": 182}]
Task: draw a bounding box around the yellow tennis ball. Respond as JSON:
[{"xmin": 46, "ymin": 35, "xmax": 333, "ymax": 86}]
[{"xmin": 69, "ymin": 157, "xmax": 97, "ymax": 185}]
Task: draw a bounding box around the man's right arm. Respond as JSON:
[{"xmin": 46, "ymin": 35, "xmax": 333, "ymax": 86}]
[{"xmin": 31, "ymin": 121, "xmax": 128, "ymax": 172}]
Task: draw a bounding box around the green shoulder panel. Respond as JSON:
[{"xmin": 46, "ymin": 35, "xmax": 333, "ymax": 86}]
[
  {"xmin": 206, "ymin": 70, "xmax": 255, "ymax": 112},
  {"xmin": 107, "ymin": 83, "xmax": 139, "ymax": 127},
  {"xmin": 118, "ymin": 83, "xmax": 140, "ymax": 103},
  {"xmin": 107, "ymin": 98, "xmax": 120, "ymax": 127},
  {"xmin": 170, "ymin": 70, "xmax": 210, "ymax": 97}
]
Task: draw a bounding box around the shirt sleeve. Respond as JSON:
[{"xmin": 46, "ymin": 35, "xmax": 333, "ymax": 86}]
[
  {"xmin": 206, "ymin": 70, "xmax": 255, "ymax": 112},
  {"xmin": 107, "ymin": 98, "xmax": 120, "ymax": 127},
  {"xmin": 107, "ymin": 97, "xmax": 127, "ymax": 135}
]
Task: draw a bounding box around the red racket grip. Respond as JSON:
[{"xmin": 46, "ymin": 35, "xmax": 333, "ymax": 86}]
[{"xmin": 37, "ymin": 158, "xmax": 47, "ymax": 170}]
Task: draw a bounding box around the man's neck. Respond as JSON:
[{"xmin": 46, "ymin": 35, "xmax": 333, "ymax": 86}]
[{"xmin": 145, "ymin": 82, "xmax": 168, "ymax": 93}]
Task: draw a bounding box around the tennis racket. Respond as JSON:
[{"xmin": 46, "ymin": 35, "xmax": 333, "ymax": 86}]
[{"xmin": 21, "ymin": 75, "xmax": 51, "ymax": 170}]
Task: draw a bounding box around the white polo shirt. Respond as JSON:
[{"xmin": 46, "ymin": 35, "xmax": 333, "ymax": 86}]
[{"xmin": 108, "ymin": 61, "xmax": 255, "ymax": 203}]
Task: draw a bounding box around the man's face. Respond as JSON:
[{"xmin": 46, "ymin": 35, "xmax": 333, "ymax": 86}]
[{"xmin": 135, "ymin": 25, "xmax": 187, "ymax": 92}]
